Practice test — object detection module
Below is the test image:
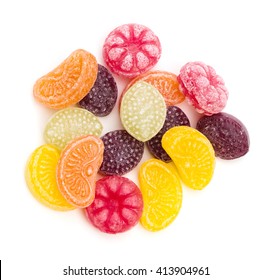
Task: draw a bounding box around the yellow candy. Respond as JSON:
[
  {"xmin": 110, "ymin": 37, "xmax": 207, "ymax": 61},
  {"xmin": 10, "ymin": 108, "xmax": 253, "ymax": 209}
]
[
  {"xmin": 25, "ymin": 144, "xmax": 75, "ymax": 211},
  {"xmin": 139, "ymin": 159, "xmax": 182, "ymax": 231},
  {"xmin": 162, "ymin": 126, "xmax": 215, "ymax": 190}
]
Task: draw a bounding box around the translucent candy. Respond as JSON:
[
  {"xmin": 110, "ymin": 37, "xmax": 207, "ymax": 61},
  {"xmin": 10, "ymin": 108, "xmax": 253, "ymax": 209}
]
[
  {"xmin": 139, "ymin": 159, "xmax": 182, "ymax": 231},
  {"xmin": 78, "ymin": 64, "xmax": 118, "ymax": 117},
  {"xmin": 25, "ymin": 144, "xmax": 75, "ymax": 211},
  {"xmin": 99, "ymin": 130, "xmax": 144, "ymax": 175},
  {"xmin": 162, "ymin": 126, "xmax": 215, "ymax": 190},
  {"xmin": 85, "ymin": 176, "xmax": 143, "ymax": 234},
  {"xmin": 33, "ymin": 49, "xmax": 98, "ymax": 109},
  {"xmin": 57, "ymin": 135, "xmax": 104, "ymax": 208},
  {"xmin": 103, "ymin": 24, "xmax": 161, "ymax": 78},
  {"xmin": 44, "ymin": 108, "xmax": 103, "ymax": 150},
  {"xmin": 147, "ymin": 106, "xmax": 190, "ymax": 162},
  {"xmin": 120, "ymin": 81, "xmax": 167, "ymax": 142},
  {"xmin": 196, "ymin": 112, "xmax": 250, "ymax": 159}
]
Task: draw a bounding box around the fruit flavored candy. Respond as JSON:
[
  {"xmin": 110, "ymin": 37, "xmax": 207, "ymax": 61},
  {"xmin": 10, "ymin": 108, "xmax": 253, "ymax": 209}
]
[
  {"xmin": 121, "ymin": 70, "xmax": 185, "ymax": 106},
  {"xmin": 120, "ymin": 81, "xmax": 166, "ymax": 142},
  {"xmin": 25, "ymin": 144, "xmax": 75, "ymax": 211},
  {"xmin": 162, "ymin": 126, "xmax": 215, "ymax": 190},
  {"xmin": 177, "ymin": 61, "xmax": 228, "ymax": 115},
  {"xmin": 147, "ymin": 106, "xmax": 190, "ymax": 162},
  {"xmin": 33, "ymin": 49, "xmax": 98, "ymax": 109},
  {"xmin": 103, "ymin": 23, "xmax": 161, "ymax": 78},
  {"xmin": 196, "ymin": 112, "xmax": 250, "ymax": 159},
  {"xmin": 85, "ymin": 175, "xmax": 143, "ymax": 234},
  {"xmin": 139, "ymin": 159, "xmax": 182, "ymax": 231},
  {"xmin": 57, "ymin": 135, "xmax": 104, "ymax": 208},
  {"xmin": 99, "ymin": 130, "xmax": 144, "ymax": 176},
  {"xmin": 78, "ymin": 64, "xmax": 118, "ymax": 117},
  {"xmin": 44, "ymin": 108, "xmax": 103, "ymax": 150}
]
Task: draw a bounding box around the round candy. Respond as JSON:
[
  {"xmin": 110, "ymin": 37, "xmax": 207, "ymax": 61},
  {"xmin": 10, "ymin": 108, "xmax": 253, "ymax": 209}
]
[
  {"xmin": 78, "ymin": 64, "xmax": 118, "ymax": 117},
  {"xmin": 33, "ymin": 49, "xmax": 98, "ymax": 109},
  {"xmin": 196, "ymin": 112, "xmax": 250, "ymax": 159},
  {"xmin": 57, "ymin": 135, "xmax": 104, "ymax": 208},
  {"xmin": 162, "ymin": 126, "xmax": 215, "ymax": 190},
  {"xmin": 85, "ymin": 176, "xmax": 143, "ymax": 234},
  {"xmin": 25, "ymin": 144, "xmax": 75, "ymax": 211},
  {"xmin": 139, "ymin": 159, "xmax": 182, "ymax": 231},
  {"xmin": 103, "ymin": 23, "xmax": 162, "ymax": 78},
  {"xmin": 120, "ymin": 81, "xmax": 167, "ymax": 142},
  {"xmin": 121, "ymin": 70, "xmax": 185, "ymax": 106},
  {"xmin": 44, "ymin": 108, "xmax": 103, "ymax": 150},
  {"xmin": 99, "ymin": 130, "xmax": 144, "ymax": 176},
  {"xmin": 177, "ymin": 61, "xmax": 228, "ymax": 115},
  {"xmin": 147, "ymin": 106, "xmax": 190, "ymax": 162}
]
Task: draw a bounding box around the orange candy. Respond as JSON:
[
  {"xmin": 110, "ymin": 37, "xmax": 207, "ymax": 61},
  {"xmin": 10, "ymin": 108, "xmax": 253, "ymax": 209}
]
[
  {"xmin": 120, "ymin": 70, "xmax": 185, "ymax": 107},
  {"xmin": 57, "ymin": 134, "xmax": 104, "ymax": 208},
  {"xmin": 33, "ymin": 49, "xmax": 98, "ymax": 109}
]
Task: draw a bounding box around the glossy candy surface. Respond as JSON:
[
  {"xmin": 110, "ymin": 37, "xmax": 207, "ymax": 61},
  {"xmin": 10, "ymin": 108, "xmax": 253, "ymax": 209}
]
[
  {"xmin": 120, "ymin": 81, "xmax": 166, "ymax": 142},
  {"xmin": 162, "ymin": 126, "xmax": 215, "ymax": 190},
  {"xmin": 25, "ymin": 144, "xmax": 75, "ymax": 211},
  {"xmin": 99, "ymin": 130, "xmax": 144, "ymax": 175},
  {"xmin": 196, "ymin": 112, "xmax": 250, "ymax": 159},
  {"xmin": 33, "ymin": 49, "xmax": 98, "ymax": 109},
  {"xmin": 178, "ymin": 61, "xmax": 228, "ymax": 115},
  {"xmin": 78, "ymin": 64, "xmax": 118, "ymax": 116},
  {"xmin": 44, "ymin": 108, "xmax": 103, "ymax": 150},
  {"xmin": 121, "ymin": 70, "xmax": 185, "ymax": 106},
  {"xmin": 103, "ymin": 24, "xmax": 161, "ymax": 78},
  {"xmin": 139, "ymin": 159, "xmax": 182, "ymax": 231},
  {"xmin": 147, "ymin": 106, "xmax": 190, "ymax": 162},
  {"xmin": 85, "ymin": 176, "xmax": 143, "ymax": 234},
  {"xmin": 57, "ymin": 135, "xmax": 104, "ymax": 208}
]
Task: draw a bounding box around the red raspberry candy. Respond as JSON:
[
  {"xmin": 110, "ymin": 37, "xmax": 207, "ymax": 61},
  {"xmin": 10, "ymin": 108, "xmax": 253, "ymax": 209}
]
[
  {"xmin": 178, "ymin": 62, "xmax": 228, "ymax": 115},
  {"xmin": 85, "ymin": 176, "xmax": 143, "ymax": 234},
  {"xmin": 103, "ymin": 23, "xmax": 162, "ymax": 78}
]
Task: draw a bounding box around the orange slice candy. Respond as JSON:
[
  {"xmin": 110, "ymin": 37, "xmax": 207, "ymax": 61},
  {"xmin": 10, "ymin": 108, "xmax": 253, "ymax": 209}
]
[
  {"xmin": 33, "ymin": 49, "xmax": 98, "ymax": 109},
  {"xmin": 162, "ymin": 126, "xmax": 215, "ymax": 190},
  {"xmin": 120, "ymin": 70, "xmax": 185, "ymax": 107},
  {"xmin": 57, "ymin": 134, "xmax": 104, "ymax": 208},
  {"xmin": 25, "ymin": 144, "xmax": 75, "ymax": 211}
]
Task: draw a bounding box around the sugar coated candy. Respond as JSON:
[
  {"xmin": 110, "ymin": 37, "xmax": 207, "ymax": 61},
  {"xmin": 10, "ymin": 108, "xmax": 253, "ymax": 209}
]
[
  {"xmin": 121, "ymin": 70, "xmax": 185, "ymax": 106},
  {"xmin": 120, "ymin": 81, "xmax": 167, "ymax": 142},
  {"xmin": 178, "ymin": 61, "xmax": 228, "ymax": 115},
  {"xmin": 147, "ymin": 106, "xmax": 190, "ymax": 162},
  {"xmin": 99, "ymin": 130, "xmax": 144, "ymax": 176},
  {"xmin": 57, "ymin": 135, "xmax": 104, "ymax": 208},
  {"xmin": 85, "ymin": 176, "xmax": 143, "ymax": 234},
  {"xmin": 103, "ymin": 23, "xmax": 161, "ymax": 78},
  {"xmin": 139, "ymin": 159, "xmax": 182, "ymax": 231},
  {"xmin": 33, "ymin": 49, "xmax": 98, "ymax": 109},
  {"xmin": 78, "ymin": 64, "xmax": 118, "ymax": 117},
  {"xmin": 196, "ymin": 112, "xmax": 250, "ymax": 159},
  {"xmin": 162, "ymin": 126, "xmax": 215, "ymax": 190},
  {"xmin": 25, "ymin": 144, "xmax": 75, "ymax": 211},
  {"xmin": 44, "ymin": 108, "xmax": 103, "ymax": 150}
]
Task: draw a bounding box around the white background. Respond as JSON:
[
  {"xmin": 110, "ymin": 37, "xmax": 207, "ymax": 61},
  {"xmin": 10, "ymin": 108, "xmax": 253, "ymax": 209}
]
[{"xmin": 0, "ymin": 0, "xmax": 271, "ymax": 279}]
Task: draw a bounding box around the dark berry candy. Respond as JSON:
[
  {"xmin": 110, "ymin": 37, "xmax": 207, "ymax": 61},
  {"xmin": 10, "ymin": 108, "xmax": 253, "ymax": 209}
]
[
  {"xmin": 78, "ymin": 64, "xmax": 118, "ymax": 117},
  {"xmin": 99, "ymin": 130, "xmax": 144, "ymax": 175},
  {"xmin": 146, "ymin": 106, "xmax": 190, "ymax": 162},
  {"xmin": 196, "ymin": 112, "xmax": 250, "ymax": 160},
  {"xmin": 85, "ymin": 176, "xmax": 143, "ymax": 234}
]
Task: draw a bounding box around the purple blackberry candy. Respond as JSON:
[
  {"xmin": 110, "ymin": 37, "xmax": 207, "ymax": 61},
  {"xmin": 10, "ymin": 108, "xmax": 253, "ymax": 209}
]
[
  {"xmin": 146, "ymin": 106, "xmax": 190, "ymax": 162},
  {"xmin": 99, "ymin": 130, "xmax": 144, "ymax": 175},
  {"xmin": 196, "ymin": 112, "xmax": 250, "ymax": 160},
  {"xmin": 78, "ymin": 64, "xmax": 118, "ymax": 117}
]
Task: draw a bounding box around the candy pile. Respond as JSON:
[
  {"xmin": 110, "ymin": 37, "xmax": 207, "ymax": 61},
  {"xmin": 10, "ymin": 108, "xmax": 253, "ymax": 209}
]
[{"xmin": 25, "ymin": 23, "xmax": 250, "ymax": 234}]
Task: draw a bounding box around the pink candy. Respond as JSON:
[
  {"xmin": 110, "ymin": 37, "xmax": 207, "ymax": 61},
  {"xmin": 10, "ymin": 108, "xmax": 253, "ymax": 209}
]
[{"xmin": 178, "ymin": 62, "xmax": 228, "ymax": 115}]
